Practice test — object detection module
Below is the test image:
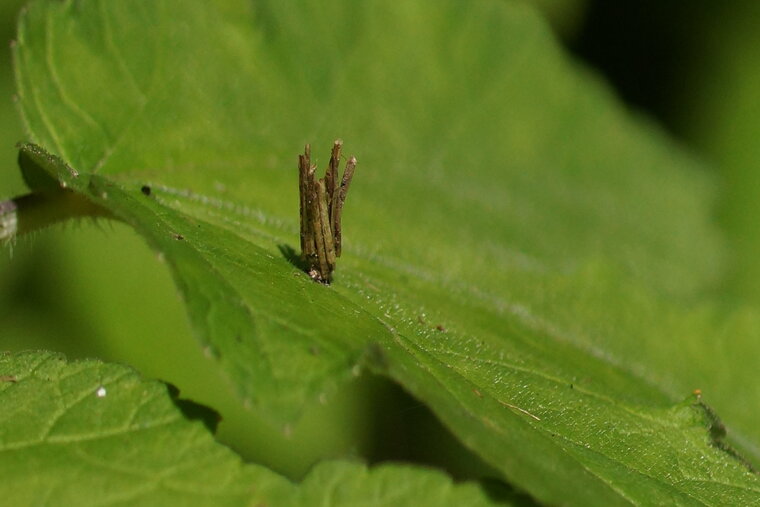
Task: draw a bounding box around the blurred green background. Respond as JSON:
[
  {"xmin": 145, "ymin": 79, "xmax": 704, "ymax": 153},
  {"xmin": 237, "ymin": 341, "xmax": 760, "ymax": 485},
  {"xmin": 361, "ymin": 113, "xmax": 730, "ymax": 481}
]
[{"xmin": 1, "ymin": 0, "xmax": 759, "ymax": 481}]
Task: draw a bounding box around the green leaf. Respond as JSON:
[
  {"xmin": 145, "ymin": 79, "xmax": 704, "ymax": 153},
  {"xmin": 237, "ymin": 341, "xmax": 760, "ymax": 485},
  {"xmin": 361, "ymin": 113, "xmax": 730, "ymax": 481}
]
[
  {"xmin": 0, "ymin": 350, "xmax": 284, "ymax": 505},
  {"xmin": 12, "ymin": 0, "xmax": 760, "ymax": 504},
  {"xmin": 16, "ymin": 144, "xmax": 390, "ymax": 425},
  {"xmin": 0, "ymin": 351, "xmax": 516, "ymax": 506}
]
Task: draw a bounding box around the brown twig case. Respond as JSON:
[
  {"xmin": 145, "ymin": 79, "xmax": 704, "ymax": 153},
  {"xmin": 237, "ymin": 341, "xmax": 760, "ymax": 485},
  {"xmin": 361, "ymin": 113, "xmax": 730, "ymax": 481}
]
[{"xmin": 298, "ymin": 140, "xmax": 356, "ymax": 283}]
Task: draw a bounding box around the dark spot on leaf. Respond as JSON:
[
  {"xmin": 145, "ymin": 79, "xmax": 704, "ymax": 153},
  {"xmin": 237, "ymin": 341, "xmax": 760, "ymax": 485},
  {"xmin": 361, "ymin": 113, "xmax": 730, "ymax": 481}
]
[
  {"xmin": 141, "ymin": 185, "xmax": 151, "ymax": 196},
  {"xmin": 235, "ymin": 334, "xmax": 242, "ymax": 343},
  {"xmin": 0, "ymin": 375, "xmax": 17, "ymax": 383},
  {"xmin": 309, "ymin": 346, "xmax": 320, "ymax": 356},
  {"xmin": 435, "ymin": 324, "xmax": 446, "ymax": 332},
  {"xmin": 173, "ymin": 233, "xmax": 184, "ymax": 240}
]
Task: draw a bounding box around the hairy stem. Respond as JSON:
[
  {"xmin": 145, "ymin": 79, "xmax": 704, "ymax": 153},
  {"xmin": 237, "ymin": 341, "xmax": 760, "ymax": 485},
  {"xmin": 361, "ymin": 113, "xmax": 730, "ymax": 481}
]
[{"xmin": 0, "ymin": 189, "xmax": 112, "ymax": 241}]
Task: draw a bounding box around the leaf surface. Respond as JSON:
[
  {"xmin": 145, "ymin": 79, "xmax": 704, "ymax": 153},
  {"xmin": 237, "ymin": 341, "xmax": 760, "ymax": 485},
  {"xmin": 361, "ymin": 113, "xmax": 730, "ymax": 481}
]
[
  {"xmin": 0, "ymin": 351, "xmax": 515, "ymax": 506},
  {"xmin": 12, "ymin": 0, "xmax": 760, "ymax": 504}
]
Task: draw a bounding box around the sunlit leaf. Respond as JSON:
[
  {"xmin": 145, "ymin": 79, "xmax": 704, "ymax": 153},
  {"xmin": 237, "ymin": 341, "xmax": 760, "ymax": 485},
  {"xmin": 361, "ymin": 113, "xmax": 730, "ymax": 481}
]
[
  {"xmin": 12, "ymin": 0, "xmax": 760, "ymax": 504},
  {"xmin": 0, "ymin": 351, "xmax": 512, "ymax": 506}
]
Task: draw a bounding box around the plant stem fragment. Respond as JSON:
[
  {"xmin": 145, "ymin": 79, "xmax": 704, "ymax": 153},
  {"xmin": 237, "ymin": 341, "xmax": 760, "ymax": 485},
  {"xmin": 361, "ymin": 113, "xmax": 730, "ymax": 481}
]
[
  {"xmin": 0, "ymin": 190, "xmax": 111, "ymax": 242},
  {"xmin": 299, "ymin": 140, "xmax": 357, "ymax": 283}
]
